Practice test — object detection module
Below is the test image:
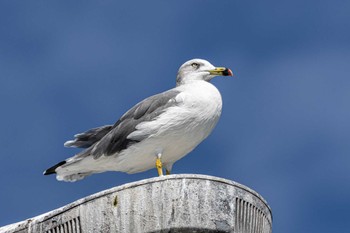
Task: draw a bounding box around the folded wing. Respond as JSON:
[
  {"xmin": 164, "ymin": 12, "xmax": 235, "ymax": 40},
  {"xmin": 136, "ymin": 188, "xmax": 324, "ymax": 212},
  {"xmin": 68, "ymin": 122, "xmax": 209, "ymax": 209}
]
[{"xmin": 67, "ymin": 89, "xmax": 181, "ymax": 160}]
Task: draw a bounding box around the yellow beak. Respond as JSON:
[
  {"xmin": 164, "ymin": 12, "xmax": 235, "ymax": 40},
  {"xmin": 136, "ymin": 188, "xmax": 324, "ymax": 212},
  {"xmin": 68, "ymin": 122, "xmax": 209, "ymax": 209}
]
[{"xmin": 208, "ymin": 67, "xmax": 233, "ymax": 76}]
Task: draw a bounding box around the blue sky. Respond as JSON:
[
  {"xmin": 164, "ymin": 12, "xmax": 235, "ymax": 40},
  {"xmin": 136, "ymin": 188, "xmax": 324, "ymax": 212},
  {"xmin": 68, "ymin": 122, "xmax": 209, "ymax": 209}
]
[{"xmin": 1, "ymin": 1, "xmax": 350, "ymax": 232}]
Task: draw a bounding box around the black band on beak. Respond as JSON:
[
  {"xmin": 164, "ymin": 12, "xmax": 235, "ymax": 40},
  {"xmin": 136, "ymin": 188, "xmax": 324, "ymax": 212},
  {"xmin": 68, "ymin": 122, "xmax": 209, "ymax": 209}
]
[{"xmin": 223, "ymin": 68, "xmax": 233, "ymax": 76}]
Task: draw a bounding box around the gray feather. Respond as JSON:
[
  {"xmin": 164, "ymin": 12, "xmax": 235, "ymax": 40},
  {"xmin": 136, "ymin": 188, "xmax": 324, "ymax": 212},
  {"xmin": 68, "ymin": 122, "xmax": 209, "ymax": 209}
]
[{"xmin": 64, "ymin": 125, "xmax": 113, "ymax": 148}]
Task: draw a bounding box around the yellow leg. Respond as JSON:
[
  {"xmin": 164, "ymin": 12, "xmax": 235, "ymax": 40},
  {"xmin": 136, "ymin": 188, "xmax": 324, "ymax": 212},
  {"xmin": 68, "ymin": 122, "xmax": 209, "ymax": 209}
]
[
  {"xmin": 156, "ymin": 158, "xmax": 163, "ymax": 176},
  {"xmin": 166, "ymin": 169, "xmax": 171, "ymax": 175}
]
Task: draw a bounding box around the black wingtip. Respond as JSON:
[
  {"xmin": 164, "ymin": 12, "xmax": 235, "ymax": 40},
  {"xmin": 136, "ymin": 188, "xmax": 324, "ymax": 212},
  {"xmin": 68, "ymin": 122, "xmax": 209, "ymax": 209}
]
[{"xmin": 43, "ymin": 160, "xmax": 66, "ymax": 175}]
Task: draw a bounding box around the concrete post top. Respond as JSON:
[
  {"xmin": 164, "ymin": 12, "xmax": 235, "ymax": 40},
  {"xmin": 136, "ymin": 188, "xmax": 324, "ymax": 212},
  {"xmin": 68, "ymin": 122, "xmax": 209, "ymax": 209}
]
[
  {"xmin": 87, "ymin": 174, "xmax": 272, "ymax": 213},
  {"xmin": 1, "ymin": 174, "xmax": 272, "ymax": 233}
]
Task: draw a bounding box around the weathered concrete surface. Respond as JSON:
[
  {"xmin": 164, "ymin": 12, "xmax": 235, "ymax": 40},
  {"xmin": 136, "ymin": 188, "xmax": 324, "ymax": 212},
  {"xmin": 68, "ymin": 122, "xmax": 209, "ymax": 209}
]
[{"xmin": 0, "ymin": 174, "xmax": 272, "ymax": 233}]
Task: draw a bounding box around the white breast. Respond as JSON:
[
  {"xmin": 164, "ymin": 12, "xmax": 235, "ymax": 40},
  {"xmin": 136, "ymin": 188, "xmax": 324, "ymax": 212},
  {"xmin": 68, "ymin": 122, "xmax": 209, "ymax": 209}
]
[{"xmin": 175, "ymin": 80, "xmax": 223, "ymax": 140}]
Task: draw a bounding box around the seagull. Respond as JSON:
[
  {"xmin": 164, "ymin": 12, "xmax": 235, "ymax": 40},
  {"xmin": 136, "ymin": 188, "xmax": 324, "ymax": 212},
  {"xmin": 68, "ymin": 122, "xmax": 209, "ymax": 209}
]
[{"xmin": 44, "ymin": 59, "xmax": 233, "ymax": 182}]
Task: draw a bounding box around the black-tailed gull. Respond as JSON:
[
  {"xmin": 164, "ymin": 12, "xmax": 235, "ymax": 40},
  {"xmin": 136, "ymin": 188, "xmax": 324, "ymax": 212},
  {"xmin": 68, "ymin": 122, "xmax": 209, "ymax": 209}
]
[{"xmin": 44, "ymin": 58, "xmax": 233, "ymax": 182}]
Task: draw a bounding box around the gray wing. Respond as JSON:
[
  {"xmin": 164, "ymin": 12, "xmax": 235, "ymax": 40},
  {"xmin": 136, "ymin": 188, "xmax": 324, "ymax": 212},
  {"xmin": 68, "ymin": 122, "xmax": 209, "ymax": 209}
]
[
  {"xmin": 74, "ymin": 89, "xmax": 181, "ymax": 159},
  {"xmin": 64, "ymin": 125, "xmax": 113, "ymax": 148}
]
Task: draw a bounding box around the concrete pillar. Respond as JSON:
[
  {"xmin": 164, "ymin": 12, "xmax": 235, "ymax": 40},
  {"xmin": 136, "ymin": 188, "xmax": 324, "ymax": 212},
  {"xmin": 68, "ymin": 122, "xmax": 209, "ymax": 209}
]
[{"xmin": 1, "ymin": 174, "xmax": 272, "ymax": 233}]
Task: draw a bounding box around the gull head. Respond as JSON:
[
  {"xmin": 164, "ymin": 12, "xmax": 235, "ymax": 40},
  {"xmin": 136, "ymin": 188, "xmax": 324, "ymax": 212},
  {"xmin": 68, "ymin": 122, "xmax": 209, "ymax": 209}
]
[{"xmin": 176, "ymin": 58, "xmax": 233, "ymax": 86}]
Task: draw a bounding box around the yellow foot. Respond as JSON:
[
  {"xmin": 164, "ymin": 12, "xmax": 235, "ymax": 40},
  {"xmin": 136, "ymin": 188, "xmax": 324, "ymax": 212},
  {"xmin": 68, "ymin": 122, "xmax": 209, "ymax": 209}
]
[{"xmin": 156, "ymin": 158, "xmax": 163, "ymax": 176}]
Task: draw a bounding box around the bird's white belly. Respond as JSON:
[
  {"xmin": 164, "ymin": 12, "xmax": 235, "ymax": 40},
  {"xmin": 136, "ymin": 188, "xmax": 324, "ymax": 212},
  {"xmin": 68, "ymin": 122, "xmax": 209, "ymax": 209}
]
[
  {"xmin": 114, "ymin": 124, "xmax": 211, "ymax": 173},
  {"xmin": 113, "ymin": 121, "xmax": 218, "ymax": 173}
]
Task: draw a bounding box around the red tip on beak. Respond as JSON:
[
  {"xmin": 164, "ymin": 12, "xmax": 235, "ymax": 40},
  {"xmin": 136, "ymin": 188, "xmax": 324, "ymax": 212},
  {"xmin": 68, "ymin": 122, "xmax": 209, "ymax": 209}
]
[{"xmin": 224, "ymin": 68, "xmax": 233, "ymax": 76}]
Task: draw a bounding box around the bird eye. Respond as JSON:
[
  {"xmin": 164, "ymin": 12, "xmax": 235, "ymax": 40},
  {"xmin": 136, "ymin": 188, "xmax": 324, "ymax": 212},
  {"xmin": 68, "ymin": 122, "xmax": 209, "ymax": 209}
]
[{"xmin": 191, "ymin": 62, "xmax": 199, "ymax": 69}]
